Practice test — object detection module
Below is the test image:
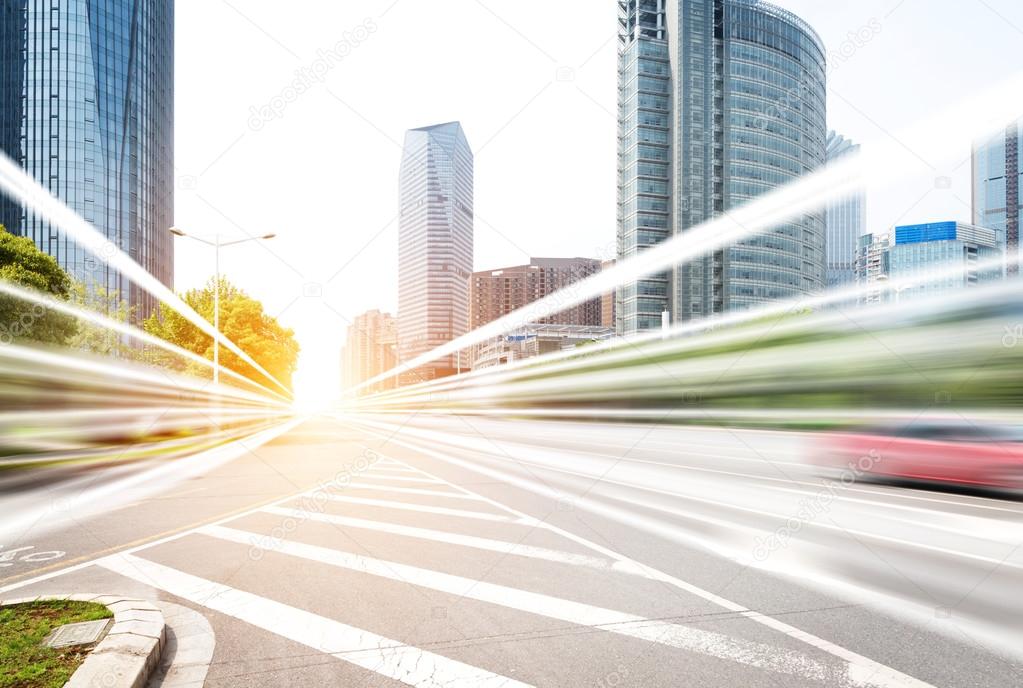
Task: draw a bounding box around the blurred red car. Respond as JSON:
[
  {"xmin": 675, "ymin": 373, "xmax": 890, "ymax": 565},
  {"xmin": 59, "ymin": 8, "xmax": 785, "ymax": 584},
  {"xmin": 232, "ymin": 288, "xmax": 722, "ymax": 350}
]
[{"xmin": 814, "ymin": 422, "xmax": 1023, "ymax": 493}]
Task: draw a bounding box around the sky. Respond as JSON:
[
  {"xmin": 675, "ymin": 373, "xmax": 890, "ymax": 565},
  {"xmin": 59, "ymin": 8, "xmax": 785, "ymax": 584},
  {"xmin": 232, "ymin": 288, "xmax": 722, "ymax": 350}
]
[{"xmin": 172, "ymin": 0, "xmax": 1023, "ymax": 403}]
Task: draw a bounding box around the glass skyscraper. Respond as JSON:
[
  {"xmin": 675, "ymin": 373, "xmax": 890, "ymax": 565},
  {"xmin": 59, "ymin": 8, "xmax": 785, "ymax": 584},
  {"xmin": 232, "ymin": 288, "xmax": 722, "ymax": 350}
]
[
  {"xmin": 397, "ymin": 122, "xmax": 473, "ymax": 384},
  {"xmin": 972, "ymin": 119, "xmax": 1020, "ymax": 275},
  {"xmin": 889, "ymin": 221, "xmax": 1003, "ymax": 300},
  {"xmin": 617, "ymin": 0, "xmax": 826, "ymax": 335},
  {"xmin": 0, "ymin": 0, "xmax": 175, "ymax": 316},
  {"xmin": 825, "ymin": 132, "xmax": 864, "ymax": 288}
]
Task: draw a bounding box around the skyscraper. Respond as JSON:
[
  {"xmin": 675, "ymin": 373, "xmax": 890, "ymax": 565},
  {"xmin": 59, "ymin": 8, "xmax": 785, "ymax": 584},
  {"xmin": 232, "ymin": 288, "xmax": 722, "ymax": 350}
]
[
  {"xmin": 342, "ymin": 310, "xmax": 397, "ymax": 395},
  {"xmin": 0, "ymin": 0, "xmax": 175, "ymax": 316},
  {"xmin": 617, "ymin": 0, "xmax": 827, "ymax": 335},
  {"xmin": 972, "ymin": 119, "xmax": 1020, "ymax": 274},
  {"xmin": 469, "ymin": 257, "xmax": 603, "ymax": 330},
  {"xmin": 825, "ymin": 132, "xmax": 865, "ymax": 287},
  {"xmin": 397, "ymin": 122, "xmax": 473, "ymax": 383},
  {"xmin": 889, "ymin": 221, "xmax": 1003, "ymax": 300}
]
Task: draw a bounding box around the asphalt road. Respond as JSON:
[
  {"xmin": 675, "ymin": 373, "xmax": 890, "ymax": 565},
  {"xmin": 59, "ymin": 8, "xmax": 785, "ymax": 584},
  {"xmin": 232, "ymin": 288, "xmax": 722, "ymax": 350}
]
[{"xmin": 1, "ymin": 414, "xmax": 1021, "ymax": 687}]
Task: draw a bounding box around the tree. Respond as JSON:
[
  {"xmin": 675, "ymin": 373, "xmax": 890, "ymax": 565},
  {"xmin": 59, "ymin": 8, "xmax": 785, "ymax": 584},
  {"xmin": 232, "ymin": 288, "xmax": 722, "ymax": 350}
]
[
  {"xmin": 68, "ymin": 282, "xmax": 138, "ymax": 358},
  {"xmin": 144, "ymin": 278, "xmax": 300, "ymax": 392},
  {"xmin": 0, "ymin": 226, "xmax": 78, "ymax": 345}
]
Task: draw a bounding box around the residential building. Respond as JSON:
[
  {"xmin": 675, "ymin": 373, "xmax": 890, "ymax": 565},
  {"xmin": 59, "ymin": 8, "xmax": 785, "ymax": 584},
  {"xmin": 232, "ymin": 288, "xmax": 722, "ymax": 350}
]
[
  {"xmin": 972, "ymin": 119, "xmax": 1020, "ymax": 274},
  {"xmin": 854, "ymin": 232, "xmax": 890, "ymax": 304},
  {"xmin": 342, "ymin": 310, "xmax": 397, "ymax": 395},
  {"xmin": 617, "ymin": 0, "xmax": 827, "ymax": 335},
  {"xmin": 0, "ymin": 0, "xmax": 175, "ymax": 317},
  {"xmin": 889, "ymin": 221, "xmax": 1003, "ymax": 300},
  {"xmin": 471, "ymin": 324, "xmax": 614, "ymax": 371},
  {"xmin": 469, "ymin": 257, "xmax": 602, "ymax": 331},
  {"xmin": 397, "ymin": 122, "xmax": 473, "ymax": 384},
  {"xmin": 825, "ymin": 132, "xmax": 865, "ymax": 287},
  {"xmin": 601, "ymin": 259, "xmax": 617, "ymax": 329}
]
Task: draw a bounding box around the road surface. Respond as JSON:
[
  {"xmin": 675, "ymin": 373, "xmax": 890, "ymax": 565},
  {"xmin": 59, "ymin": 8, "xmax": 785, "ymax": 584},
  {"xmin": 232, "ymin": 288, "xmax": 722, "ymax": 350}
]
[{"xmin": 1, "ymin": 414, "xmax": 1020, "ymax": 687}]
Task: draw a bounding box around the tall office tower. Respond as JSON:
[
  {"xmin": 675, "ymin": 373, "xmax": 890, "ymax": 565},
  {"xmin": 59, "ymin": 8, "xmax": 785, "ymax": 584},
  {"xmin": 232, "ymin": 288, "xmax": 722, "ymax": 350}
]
[
  {"xmin": 397, "ymin": 122, "xmax": 473, "ymax": 384},
  {"xmin": 342, "ymin": 310, "xmax": 397, "ymax": 395},
  {"xmin": 0, "ymin": 0, "xmax": 175, "ymax": 318},
  {"xmin": 973, "ymin": 119, "xmax": 1020, "ymax": 275},
  {"xmin": 854, "ymin": 232, "xmax": 890, "ymax": 305},
  {"xmin": 616, "ymin": 0, "xmax": 827, "ymax": 335},
  {"xmin": 469, "ymin": 257, "xmax": 603, "ymax": 330},
  {"xmin": 825, "ymin": 132, "xmax": 865, "ymax": 287}
]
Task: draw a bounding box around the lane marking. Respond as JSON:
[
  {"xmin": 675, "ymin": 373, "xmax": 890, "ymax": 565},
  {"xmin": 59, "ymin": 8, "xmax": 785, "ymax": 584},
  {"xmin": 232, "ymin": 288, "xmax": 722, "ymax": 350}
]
[
  {"xmin": 364, "ymin": 466, "xmax": 421, "ymax": 474},
  {"xmin": 349, "ymin": 419, "xmax": 937, "ymax": 688},
  {"xmin": 319, "ymin": 494, "xmax": 515, "ymax": 522},
  {"xmin": 203, "ymin": 525, "xmax": 865, "ymax": 685},
  {"xmin": 262, "ymin": 506, "xmax": 616, "ymax": 571},
  {"xmin": 346, "ymin": 482, "xmax": 487, "ymax": 501},
  {"xmin": 98, "ymin": 554, "xmax": 531, "ymax": 688},
  {"xmin": 355, "ymin": 474, "xmax": 445, "ymax": 485}
]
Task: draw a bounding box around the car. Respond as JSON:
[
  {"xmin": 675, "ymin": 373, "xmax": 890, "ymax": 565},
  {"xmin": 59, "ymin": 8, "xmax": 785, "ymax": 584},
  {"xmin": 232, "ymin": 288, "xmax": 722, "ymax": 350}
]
[{"xmin": 813, "ymin": 422, "xmax": 1023, "ymax": 494}]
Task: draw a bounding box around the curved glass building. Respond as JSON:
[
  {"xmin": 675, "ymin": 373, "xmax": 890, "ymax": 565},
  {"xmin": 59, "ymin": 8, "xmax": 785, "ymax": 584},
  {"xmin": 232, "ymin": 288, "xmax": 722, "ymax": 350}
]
[
  {"xmin": 617, "ymin": 0, "xmax": 826, "ymax": 334},
  {"xmin": 0, "ymin": 0, "xmax": 175, "ymax": 317}
]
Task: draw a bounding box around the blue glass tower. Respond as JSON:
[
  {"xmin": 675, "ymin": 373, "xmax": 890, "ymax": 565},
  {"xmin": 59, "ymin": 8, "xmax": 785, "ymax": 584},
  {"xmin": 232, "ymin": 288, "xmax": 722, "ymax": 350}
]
[
  {"xmin": 0, "ymin": 0, "xmax": 175, "ymax": 317},
  {"xmin": 973, "ymin": 120, "xmax": 1020, "ymax": 275}
]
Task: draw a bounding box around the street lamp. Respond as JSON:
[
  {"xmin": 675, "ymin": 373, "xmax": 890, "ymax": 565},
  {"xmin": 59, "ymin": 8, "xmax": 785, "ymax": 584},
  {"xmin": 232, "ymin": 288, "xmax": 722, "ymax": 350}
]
[{"xmin": 168, "ymin": 227, "xmax": 276, "ymax": 384}]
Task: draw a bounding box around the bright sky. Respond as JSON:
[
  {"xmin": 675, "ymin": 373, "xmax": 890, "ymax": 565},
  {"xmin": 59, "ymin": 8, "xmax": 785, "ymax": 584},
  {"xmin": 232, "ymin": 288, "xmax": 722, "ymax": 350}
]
[{"xmin": 173, "ymin": 0, "xmax": 1023, "ymax": 403}]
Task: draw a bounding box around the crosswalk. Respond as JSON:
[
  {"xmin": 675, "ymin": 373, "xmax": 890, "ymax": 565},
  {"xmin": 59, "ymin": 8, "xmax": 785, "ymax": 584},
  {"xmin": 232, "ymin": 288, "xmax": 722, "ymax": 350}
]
[{"xmin": 88, "ymin": 452, "xmax": 928, "ymax": 687}]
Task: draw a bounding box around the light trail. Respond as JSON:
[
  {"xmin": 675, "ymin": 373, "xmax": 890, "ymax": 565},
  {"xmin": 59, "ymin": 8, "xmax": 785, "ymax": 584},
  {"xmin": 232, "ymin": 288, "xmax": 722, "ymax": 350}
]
[
  {"xmin": 0, "ymin": 151, "xmax": 292, "ymax": 397},
  {"xmin": 354, "ymin": 71, "xmax": 1023, "ymax": 393}
]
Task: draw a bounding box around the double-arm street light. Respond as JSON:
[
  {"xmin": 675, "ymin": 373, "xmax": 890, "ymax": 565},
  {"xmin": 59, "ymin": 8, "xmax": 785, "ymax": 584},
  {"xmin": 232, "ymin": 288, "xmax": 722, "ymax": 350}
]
[{"xmin": 168, "ymin": 227, "xmax": 276, "ymax": 385}]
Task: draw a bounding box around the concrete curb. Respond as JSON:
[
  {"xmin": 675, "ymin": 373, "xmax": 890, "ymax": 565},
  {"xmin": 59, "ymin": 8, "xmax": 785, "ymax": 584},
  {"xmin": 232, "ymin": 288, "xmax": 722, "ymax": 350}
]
[{"xmin": 0, "ymin": 593, "xmax": 165, "ymax": 688}]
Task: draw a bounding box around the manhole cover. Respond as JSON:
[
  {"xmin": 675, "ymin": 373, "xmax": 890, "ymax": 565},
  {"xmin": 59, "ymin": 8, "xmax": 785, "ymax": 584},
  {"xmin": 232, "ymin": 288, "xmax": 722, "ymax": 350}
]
[{"xmin": 43, "ymin": 619, "xmax": 111, "ymax": 649}]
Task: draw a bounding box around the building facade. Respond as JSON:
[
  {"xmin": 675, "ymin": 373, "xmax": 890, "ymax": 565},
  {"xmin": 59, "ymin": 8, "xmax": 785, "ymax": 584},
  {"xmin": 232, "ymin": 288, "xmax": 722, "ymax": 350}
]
[
  {"xmin": 342, "ymin": 310, "xmax": 397, "ymax": 395},
  {"xmin": 397, "ymin": 122, "xmax": 473, "ymax": 384},
  {"xmin": 889, "ymin": 221, "xmax": 1003, "ymax": 300},
  {"xmin": 469, "ymin": 257, "xmax": 602, "ymax": 330},
  {"xmin": 825, "ymin": 132, "xmax": 865, "ymax": 287},
  {"xmin": 972, "ymin": 119, "xmax": 1020, "ymax": 275},
  {"xmin": 854, "ymin": 232, "xmax": 890, "ymax": 304},
  {"xmin": 0, "ymin": 0, "xmax": 175, "ymax": 317},
  {"xmin": 471, "ymin": 324, "xmax": 614, "ymax": 371},
  {"xmin": 617, "ymin": 0, "xmax": 827, "ymax": 335},
  {"xmin": 600, "ymin": 259, "xmax": 617, "ymax": 329}
]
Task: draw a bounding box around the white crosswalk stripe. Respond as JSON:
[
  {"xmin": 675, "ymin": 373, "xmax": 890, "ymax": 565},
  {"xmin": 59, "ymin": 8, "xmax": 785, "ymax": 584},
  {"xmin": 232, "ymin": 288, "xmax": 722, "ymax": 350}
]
[
  {"xmin": 345, "ymin": 482, "xmax": 487, "ymax": 501},
  {"xmin": 320, "ymin": 494, "xmax": 516, "ymax": 522}
]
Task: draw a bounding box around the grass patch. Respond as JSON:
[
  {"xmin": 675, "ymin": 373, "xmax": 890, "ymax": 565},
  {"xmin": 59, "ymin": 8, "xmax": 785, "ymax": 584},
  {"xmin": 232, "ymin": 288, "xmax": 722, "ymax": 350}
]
[{"xmin": 0, "ymin": 600, "xmax": 113, "ymax": 688}]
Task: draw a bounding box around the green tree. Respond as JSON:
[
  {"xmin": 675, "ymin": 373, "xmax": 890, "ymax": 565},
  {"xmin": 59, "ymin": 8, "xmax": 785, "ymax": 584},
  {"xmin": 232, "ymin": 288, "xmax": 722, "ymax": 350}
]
[
  {"xmin": 144, "ymin": 278, "xmax": 299, "ymax": 391},
  {"xmin": 0, "ymin": 226, "xmax": 78, "ymax": 345},
  {"xmin": 68, "ymin": 282, "xmax": 138, "ymax": 358}
]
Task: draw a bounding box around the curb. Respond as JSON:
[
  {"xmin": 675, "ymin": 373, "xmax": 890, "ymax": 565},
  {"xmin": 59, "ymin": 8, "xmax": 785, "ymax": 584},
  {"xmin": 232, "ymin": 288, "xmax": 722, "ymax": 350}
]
[{"xmin": 0, "ymin": 593, "xmax": 165, "ymax": 688}]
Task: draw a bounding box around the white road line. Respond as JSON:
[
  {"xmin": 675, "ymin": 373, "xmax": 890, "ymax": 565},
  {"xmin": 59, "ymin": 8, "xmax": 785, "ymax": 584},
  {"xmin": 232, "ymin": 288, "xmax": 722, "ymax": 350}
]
[
  {"xmin": 98, "ymin": 554, "xmax": 530, "ymax": 688},
  {"xmin": 349, "ymin": 421, "xmax": 937, "ymax": 688},
  {"xmin": 262, "ymin": 506, "xmax": 616, "ymax": 571},
  {"xmin": 356, "ymin": 473, "xmax": 444, "ymax": 484},
  {"xmin": 364, "ymin": 465, "xmax": 421, "ymax": 474},
  {"xmin": 203, "ymin": 525, "xmax": 865, "ymax": 686},
  {"xmin": 320, "ymin": 494, "xmax": 514, "ymax": 522},
  {"xmin": 346, "ymin": 482, "xmax": 487, "ymax": 501}
]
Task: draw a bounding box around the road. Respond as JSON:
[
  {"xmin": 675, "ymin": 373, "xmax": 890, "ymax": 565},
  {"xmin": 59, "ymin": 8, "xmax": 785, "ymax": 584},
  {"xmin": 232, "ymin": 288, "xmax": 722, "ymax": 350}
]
[{"xmin": 1, "ymin": 414, "xmax": 1021, "ymax": 687}]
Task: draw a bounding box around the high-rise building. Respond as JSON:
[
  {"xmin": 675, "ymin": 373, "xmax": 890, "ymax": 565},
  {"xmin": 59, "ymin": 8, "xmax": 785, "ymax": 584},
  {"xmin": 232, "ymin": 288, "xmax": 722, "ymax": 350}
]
[
  {"xmin": 826, "ymin": 132, "xmax": 865, "ymax": 287},
  {"xmin": 600, "ymin": 259, "xmax": 617, "ymax": 329},
  {"xmin": 469, "ymin": 257, "xmax": 603, "ymax": 330},
  {"xmin": 854, "ymin": 232, "xmax": 890, "ymax": 305},
  {"xmin": 972, "ymin": 119, "xmax": 1020, "ymax": 274},
  {"xmin": 889, "ymin": 221, "xmax": 1003, "ymax": 300},
  {"xmin": 397, "ymin": 122, "xmax": 473, "ymax": 384},
  {"xmin": 617, "ymin": 0, "xmax": 827, "ymax": 335},
  {"xmin": 342, "ymin": 310, "xmax": 397, "ymax": 395},
  {"xmin": 0, "ymin": 0, "xmax": 175, "ymax": 317}
]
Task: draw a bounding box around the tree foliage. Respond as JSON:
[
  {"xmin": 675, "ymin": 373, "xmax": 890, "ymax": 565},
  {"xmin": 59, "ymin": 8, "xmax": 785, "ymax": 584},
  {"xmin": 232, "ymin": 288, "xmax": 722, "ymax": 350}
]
[
  {"xmin": 143, "ymin": 278, "xmax": 299, "ymax": 392},
  {"xmin": 68, "ymin": 282, "xmax": 138, "ymax": 358},
  {"xmin": 0, "ymin": 226, "xmax": 78, "ymax": 345}
]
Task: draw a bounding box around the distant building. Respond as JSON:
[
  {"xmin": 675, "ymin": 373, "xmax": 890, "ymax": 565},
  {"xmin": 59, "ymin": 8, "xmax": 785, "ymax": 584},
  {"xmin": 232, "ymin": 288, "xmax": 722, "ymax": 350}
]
[
  {"xmin": 972, "ymin": 120, "xmax": 1019, "ymax": 274},
  {"xmin": 854, "ymin": 233, "xmax": 891, "ymax": 304},
  {"xmin": 342, "ymin": 310, "xmax": 397, "ymax": 395},
  {"xmin": 600, "ymin": 259, "xmax": 616, "ymax": 330},
  {"xmin": 397, "ymin": 122, "xmax": 473, "ymax": 384},
  {"xmin": 469, "ymin": 257, "xmax": 602, "ymax": 330},
  {"xmin": 471, "ymin": 324, "xmax": 613, "ymax": 371},
  {"xmin": 0, "ymin": 0, "xmax": 175, "ymax": 319},
  {"xmin": 889, "ymin": 221, "xmax": 1003, "ymax": 300},
  {"xmin": 826, "ymin": 132, "xmax": 866, "ymax": 287}
]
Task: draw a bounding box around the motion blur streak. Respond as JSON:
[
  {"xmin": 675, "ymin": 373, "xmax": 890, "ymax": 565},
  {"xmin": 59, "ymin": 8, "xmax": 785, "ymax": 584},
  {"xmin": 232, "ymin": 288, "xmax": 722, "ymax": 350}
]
[
  {"xmin": 345, "ymin": 415, "xmax": 1023, "ymax": 665},
  {"xmin": 355, "ymin": 72, "xmax": 1023, "ymax": 392},
  {"xmin": 0, "ymin": 151, "xmax": 291, "ymax": 396}
]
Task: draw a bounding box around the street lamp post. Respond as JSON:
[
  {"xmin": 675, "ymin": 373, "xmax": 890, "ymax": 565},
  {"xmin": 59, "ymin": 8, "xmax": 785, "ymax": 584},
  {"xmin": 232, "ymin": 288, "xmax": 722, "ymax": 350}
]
[{"xmin": 169, "ymin": 227, "xmax": 276, "ymax": 385}]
